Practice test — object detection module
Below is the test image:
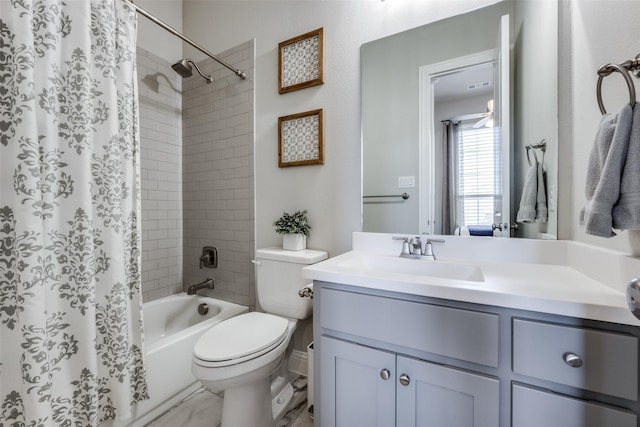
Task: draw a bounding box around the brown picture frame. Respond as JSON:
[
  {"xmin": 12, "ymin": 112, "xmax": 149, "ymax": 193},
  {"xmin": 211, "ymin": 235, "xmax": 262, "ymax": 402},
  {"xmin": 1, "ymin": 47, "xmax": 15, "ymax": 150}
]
[
  {"xmin": 278, "ymin": 109, "xmax": 324, "ymax": 168},
  {"xmin": 278, "ymin": 28, "xmax": 324, "ymax": 94}
]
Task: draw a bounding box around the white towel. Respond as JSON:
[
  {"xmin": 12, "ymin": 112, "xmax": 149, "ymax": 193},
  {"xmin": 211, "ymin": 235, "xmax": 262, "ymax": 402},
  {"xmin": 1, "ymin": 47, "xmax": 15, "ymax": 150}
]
[
  {"xmin": 580, "ymin": 103, "xmax": 634, "ymax": 237},
  {"xmin": 613, "ymin": 103, "xmax": 640, "ymax": 229}
]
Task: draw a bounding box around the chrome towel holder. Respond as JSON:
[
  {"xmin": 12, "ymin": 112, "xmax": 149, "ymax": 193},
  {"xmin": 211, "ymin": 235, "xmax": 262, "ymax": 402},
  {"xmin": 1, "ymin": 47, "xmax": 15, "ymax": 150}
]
[
  {"xmin": 525, "ymin": 139, "xmax": 546, "ymax": 167},
  {"xmin": 596, "ymin": 54, "xmax": 640, "ymax": 114}
]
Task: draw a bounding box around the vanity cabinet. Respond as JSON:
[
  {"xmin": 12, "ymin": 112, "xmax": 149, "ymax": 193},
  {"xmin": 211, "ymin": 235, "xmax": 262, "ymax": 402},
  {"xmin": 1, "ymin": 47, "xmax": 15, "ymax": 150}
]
[
  {"xmin": 317, "ymin": 286, "xmax": 500, "ymax": 426},
  {"xmin": 512, "ymin": 319, "xmax": 638, "ymax": 401},
  {"xmin": 314, "ymin": 281, "xmax": 640, "ymax": 427},
  {"xmin": 511, "ymin": 319, "xmax": 638, "ymax": 427},
  {"xmin": 320, "ymin": 336, "xmax": 499, "ymax": 427}
]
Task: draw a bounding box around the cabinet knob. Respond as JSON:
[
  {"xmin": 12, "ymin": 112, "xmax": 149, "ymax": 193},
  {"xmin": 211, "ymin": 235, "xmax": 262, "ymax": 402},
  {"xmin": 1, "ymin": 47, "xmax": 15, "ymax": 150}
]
[
  {"xmin": 380, "ymin": 369, "xmax": 391, "ymax": 380},
  {"xmin": 399, "ymin": 373, "xmax": 410, "ymax": 386},
  {"xmin": 563, "ymin": 352, "xmax": 583, "ymax": 368}
]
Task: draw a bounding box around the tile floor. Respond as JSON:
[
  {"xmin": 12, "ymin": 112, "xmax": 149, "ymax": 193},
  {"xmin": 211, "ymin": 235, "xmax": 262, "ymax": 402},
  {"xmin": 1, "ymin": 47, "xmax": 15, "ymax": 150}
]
[{"xmin": 147, "ymin": 376, "xmax": 313, "ymax": 427}]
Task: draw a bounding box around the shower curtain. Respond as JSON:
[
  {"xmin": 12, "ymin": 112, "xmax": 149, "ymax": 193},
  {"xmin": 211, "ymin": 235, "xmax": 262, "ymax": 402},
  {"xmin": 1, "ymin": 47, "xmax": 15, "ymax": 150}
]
[{"xmin": 0, "ymin": 0, "xmax": 149, "ymax": 425}]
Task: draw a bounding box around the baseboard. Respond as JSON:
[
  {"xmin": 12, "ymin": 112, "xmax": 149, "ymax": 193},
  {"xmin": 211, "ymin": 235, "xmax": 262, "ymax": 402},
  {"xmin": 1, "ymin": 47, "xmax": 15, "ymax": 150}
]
[{"xmin": 288, "ymin": 349, "xmax": 308, "ymax": 376}]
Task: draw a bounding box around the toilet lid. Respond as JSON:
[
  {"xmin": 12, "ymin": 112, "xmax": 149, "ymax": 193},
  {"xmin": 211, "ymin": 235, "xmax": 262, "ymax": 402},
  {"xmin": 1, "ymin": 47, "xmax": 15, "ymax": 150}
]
[{"xmin": 193, "ymin": 312, "xmax": 288, "ymax": 364}]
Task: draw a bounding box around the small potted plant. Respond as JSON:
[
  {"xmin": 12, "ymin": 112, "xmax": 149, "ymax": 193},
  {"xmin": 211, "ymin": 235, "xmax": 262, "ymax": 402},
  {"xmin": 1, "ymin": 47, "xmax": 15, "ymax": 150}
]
[{"xmin": 273, "ymin": 210, "xmax": 311, "ymax": 250}]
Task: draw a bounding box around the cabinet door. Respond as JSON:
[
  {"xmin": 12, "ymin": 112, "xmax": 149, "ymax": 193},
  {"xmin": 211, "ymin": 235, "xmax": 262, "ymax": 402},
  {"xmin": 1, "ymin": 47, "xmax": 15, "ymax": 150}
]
[
  {"xmin": 396, "ymin": 356, "xmax": 499, "ymax": 427},
  {"xmin": 320, "ymin": 336, "xmax": 396, "ymax": 427}
]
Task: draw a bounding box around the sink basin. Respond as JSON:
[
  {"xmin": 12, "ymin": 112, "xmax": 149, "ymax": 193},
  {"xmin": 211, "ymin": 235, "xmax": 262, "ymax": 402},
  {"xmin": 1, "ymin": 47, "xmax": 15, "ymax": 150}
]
[{"xmin": 337, "ymin": 253, "xmax": 485, "ymax": 282}]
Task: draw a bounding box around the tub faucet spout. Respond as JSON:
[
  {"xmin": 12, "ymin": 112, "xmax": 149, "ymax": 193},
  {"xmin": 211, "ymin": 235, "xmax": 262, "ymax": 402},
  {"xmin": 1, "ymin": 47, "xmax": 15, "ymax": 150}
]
[{"xmin": 186, "ymin": 278, "xmax": 215, "ymax": 295}]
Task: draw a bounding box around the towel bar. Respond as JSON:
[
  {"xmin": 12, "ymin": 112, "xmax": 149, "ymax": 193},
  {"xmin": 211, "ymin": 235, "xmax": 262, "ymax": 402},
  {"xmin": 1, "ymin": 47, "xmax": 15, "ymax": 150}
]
[{"xmin": 363, "ymin": 193, "xmax": 410, "ymax": 200}]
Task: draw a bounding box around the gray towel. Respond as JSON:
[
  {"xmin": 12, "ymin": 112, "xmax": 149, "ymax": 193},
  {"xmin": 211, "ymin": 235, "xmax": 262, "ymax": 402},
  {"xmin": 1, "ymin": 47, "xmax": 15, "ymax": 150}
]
[
  {"xmin": 580, "ymin": 103, "xmax": 634, "ymax": 237},
  {"xmin": 613, "ymin": 103, "xmax": 640, "ymax": 229},
  {"xmin": 516, "ymin": 160, "xmax": 538, "ymax": 223},
  {"xmin": 535, "ymin": 161, "xmax": 548, "ymax": 223}
]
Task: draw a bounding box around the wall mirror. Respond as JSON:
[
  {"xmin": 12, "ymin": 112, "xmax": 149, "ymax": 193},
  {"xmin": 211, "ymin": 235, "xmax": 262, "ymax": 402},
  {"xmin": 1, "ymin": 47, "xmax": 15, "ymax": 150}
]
[{"xmin": 361, "ymin": 0, "xmax": 558, "ymax": 239}]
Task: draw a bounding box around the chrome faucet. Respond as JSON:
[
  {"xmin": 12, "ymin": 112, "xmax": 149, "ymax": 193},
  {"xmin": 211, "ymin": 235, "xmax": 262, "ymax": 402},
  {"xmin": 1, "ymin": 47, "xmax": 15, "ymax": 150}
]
[
  {"xmin": 392, "ymin": 236, "xmax": 445, "ymax": 260},
  {"xmin": 186, "ymin": 278, "xmax": 215, "ymax": 295},
  {"xmin": 409, "ymin": 237, "xmax": 423, "ymax": 255}
]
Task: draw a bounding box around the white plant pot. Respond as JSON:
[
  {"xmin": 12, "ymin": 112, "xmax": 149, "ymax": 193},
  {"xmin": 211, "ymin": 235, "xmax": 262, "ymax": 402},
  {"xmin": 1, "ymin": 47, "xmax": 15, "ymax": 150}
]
[{"xmin": 282, "ymin": 234, "xmax": 306, "ymax": 251}]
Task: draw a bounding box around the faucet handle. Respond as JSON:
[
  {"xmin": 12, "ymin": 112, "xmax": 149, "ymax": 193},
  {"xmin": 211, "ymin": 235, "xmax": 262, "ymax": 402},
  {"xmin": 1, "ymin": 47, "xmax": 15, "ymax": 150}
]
[
  {"xmin": 422, "ymin": 238, "xmax": 444, "ymax": 260},
  {"xmin": 199, "ymin": 246, "xmax": 218, "ymax": 269},
  {"xmin": 392, "ymin": 236, "xmax": 411, "ymax": 255},
  {"xmin": 199, "ymin": 253, "xmax": 210, "ymax": 268},
  {"xmin": 425, "ymin": 238, "xmax": 445, "ymax": 244}
]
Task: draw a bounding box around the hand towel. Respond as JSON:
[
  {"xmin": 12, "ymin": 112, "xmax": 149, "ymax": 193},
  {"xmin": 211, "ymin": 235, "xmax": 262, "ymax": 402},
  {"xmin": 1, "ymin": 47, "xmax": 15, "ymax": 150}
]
[
  {"xmin": 613, "ymin": 102, "xmax": 640, "ymax": 229},
  {"xmin": 580, "ymin": 103, "xmax": 634, "ymax": 237},
  {"xmin": 535, "ymin": 161, "xmax": 548, "ymax": 223},
  {"xmin": 516, "ymin": 160, "xmax": 538, "ymax": 223}
]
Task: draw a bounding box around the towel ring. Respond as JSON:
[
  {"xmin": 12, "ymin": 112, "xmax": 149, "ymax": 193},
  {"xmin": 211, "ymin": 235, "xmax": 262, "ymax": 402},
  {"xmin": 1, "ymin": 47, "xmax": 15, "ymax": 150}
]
[{"xmin": 596, "ymin": 63, "xmax": 636, "ymax": 115}]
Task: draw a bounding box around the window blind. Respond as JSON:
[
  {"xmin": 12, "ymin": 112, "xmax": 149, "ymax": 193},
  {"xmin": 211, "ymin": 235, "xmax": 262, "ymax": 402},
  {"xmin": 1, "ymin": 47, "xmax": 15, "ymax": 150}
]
[{"xmin": 456, "ymin": 122, "xmax": 501, "ymax": 226}]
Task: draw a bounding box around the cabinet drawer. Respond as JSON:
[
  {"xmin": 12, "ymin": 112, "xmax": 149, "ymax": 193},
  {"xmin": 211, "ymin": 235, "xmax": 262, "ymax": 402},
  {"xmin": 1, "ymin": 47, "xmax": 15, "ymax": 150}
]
[
  {"xmin": 513, "ymin": 319, "xmax": 638, "ymax": 400},
  {"xmin": 512, "ymin": 384, "xmax": 636, "ymax": 427},
  {"xmin": 320, "ymin": 288, "xmax": 499, "ymax": 367}
]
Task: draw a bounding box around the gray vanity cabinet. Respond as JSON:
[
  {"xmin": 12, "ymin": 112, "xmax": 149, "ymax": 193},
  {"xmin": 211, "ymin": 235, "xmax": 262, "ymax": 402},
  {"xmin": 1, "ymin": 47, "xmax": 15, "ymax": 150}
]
[
  {"xmin": 511, "ymin": 319, "xmax": 638, "ymax": 427},
  {"xmin": 320, "ymin": 336, "xmax": 499, "ymax": 427},
  {"xmin": 314, "ymin": 281, "xmax": 640, "ymax": 427},
  {"xmin": 317, "ymin": 286, "xmax": 500, "ymax": 426}
]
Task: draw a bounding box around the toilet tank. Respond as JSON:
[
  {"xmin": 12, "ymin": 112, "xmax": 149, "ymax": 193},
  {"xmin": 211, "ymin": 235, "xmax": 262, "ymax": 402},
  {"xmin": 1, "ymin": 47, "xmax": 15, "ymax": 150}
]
[{"xmin": 255, "ymin": 247, "xmax": 328, "ymax": 319}]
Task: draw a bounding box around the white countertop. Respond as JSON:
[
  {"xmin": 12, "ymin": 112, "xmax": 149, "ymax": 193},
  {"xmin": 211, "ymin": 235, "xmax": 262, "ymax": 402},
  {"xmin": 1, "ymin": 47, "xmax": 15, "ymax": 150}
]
[{"xmin": 302, "ymin": 233, "xmax": 640, "ymax": 327}]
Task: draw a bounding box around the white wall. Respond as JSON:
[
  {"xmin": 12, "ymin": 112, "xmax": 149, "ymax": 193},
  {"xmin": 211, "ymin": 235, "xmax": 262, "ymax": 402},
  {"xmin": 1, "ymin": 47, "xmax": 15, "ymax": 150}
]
[
  {"xmin": 512, "ymin": 0, "xmax": 558, "ymax": 239},
  {"xmin": 183, "ymin": 0, "xmax": 640, "ymax": 257},
  {"xmin": 136, "ymin": 0, "xmax": 183, "ymax": 62},
  {"xmin": 569, "ymin": 0, "xmax": 640, "ymax": 255},
  {"xmin": 183, "ymin": 0, "xmax": 498, "ymax": 257}
]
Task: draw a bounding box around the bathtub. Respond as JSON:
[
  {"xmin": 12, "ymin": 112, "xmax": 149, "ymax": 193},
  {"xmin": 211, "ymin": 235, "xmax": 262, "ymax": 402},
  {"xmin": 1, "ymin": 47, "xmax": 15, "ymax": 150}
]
[{"xmin": 105, "ymin": 293, "xmax": 248, "ymax": 427}]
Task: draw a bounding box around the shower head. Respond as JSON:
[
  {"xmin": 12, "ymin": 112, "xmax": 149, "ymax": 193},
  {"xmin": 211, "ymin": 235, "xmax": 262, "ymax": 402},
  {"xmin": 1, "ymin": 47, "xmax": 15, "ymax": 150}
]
[
  {"xmin": 171, "ymin": 59, "xmax": 192, "ymax": 77},
  {"xmin": 171, "ymin": 59, "xmax": 213, "ymax": 83}
]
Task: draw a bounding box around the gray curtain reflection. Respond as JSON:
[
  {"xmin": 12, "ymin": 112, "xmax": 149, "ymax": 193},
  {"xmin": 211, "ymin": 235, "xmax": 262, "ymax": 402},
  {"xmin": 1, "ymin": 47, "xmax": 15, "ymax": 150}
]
[{"xmin": 439, "ymin": 120, "xmax": 460, "ymax": 235}]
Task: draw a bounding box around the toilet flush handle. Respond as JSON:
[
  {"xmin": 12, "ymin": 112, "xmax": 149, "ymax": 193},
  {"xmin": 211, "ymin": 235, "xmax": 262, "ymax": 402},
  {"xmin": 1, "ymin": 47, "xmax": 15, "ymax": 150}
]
[{"xmin": 251, "ymin": 259, "xmax": 261, "ymax": 266}]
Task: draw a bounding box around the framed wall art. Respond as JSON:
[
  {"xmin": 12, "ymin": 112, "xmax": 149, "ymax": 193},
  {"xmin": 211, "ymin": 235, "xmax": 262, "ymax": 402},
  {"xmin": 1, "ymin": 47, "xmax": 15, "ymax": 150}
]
[
  {"xmin": 278, "ymin": 109, "xmax": 324, "ymax": 167},
  {"xmin": 278, "ymin": 28, "xmax": 324, "ymax": 94}
]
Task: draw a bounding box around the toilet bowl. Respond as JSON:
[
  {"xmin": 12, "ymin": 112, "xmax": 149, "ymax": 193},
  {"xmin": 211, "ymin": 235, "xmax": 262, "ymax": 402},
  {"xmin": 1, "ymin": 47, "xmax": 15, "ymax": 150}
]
[{"xmin": 191, "ymin": 247, "xmax": 328, "ymax": 427}]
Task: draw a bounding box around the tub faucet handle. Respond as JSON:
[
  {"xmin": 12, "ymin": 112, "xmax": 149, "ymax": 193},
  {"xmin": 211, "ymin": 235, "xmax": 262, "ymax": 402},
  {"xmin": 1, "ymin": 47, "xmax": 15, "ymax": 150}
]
[{"xmin": 200, "ymin": 246, "xmax": 218, "ymax": 269}]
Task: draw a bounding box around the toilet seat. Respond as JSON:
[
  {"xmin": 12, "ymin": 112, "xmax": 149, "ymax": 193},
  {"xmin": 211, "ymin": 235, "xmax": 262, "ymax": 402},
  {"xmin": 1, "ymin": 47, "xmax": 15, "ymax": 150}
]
[{"xmin": 193, "ymin": 312, "xmax": 289, "ymax": 368}]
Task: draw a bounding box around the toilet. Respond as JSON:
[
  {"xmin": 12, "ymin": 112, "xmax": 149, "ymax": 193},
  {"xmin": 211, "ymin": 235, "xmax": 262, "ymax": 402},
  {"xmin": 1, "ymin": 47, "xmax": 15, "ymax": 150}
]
[{"xmin": 192, "ymin": 247, "xmax": 328, "ymax": 427}]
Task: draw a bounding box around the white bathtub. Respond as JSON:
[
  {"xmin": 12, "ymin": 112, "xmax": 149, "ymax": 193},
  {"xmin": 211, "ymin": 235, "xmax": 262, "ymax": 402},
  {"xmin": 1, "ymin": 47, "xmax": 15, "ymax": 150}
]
[{"xmin": 104, "ymin": 293, "xmax": 248, "ymax": 427}]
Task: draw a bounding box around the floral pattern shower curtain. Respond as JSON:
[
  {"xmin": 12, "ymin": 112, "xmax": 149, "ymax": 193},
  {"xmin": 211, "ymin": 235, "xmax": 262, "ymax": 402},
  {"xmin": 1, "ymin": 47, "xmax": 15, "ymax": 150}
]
[{"xmin": 0, "ymin": 0, "xmax": 149, "ymax": 425}]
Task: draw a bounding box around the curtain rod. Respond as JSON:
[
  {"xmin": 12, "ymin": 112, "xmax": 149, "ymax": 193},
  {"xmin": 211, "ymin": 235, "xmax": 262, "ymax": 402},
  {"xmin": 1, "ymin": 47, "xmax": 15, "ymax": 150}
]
[
  {"xmin": 129, "ymin": 1, "xmax": 247, "ymax": 80},
  {"xmin": 442, "ymin": 112, "xmax": 486, "ymax": 123}
]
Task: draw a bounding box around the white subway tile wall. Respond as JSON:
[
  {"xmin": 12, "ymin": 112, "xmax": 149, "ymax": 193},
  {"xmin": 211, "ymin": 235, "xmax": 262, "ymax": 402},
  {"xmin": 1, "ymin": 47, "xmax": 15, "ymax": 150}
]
[
  {"xmin": 137, "ymin": 47, "xmax": 184, "ymax": 301},
  {"xmin": 182, "ymin": 41, "xmax": 256, "ymax": 309},
  {"xmin": 137, "ymin": 42, "xmax": 255, "ymax": 307}
]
